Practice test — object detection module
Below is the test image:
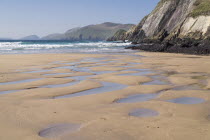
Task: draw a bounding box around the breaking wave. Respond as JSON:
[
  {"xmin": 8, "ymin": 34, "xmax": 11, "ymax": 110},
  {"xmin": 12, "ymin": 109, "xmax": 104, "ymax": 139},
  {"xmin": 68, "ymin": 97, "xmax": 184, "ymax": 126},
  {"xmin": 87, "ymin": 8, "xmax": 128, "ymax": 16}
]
[{"xmin": 0, "ymin": 41, "xmax": 131, "ymax": 51}]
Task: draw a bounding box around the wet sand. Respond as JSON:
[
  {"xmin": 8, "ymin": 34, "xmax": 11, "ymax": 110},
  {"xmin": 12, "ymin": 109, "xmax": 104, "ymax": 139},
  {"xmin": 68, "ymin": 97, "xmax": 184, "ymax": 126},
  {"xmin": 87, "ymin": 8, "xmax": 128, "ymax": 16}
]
[{"xmin": 0, "ymin": 52, "xmax": 210, "ymax": 140}]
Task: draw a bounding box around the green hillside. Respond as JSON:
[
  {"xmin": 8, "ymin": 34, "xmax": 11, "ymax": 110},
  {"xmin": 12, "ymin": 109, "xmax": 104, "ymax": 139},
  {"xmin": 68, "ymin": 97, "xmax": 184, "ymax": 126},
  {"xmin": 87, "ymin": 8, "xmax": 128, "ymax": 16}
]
[
  {"xmin": 42, "ymin": 22, "xmax": 134, "ymax": 41},
  {"xmin": 190, "ymin": 0, "xmax": 210, "ymax": 17}
]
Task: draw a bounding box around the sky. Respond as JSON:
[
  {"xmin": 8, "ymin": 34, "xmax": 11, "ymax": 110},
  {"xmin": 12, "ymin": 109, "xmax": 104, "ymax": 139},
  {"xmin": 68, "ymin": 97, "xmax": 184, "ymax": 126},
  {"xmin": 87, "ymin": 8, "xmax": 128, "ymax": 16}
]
[{"xmin": 0, "ymin": 0, "xmax": 159, "ymax": 39}]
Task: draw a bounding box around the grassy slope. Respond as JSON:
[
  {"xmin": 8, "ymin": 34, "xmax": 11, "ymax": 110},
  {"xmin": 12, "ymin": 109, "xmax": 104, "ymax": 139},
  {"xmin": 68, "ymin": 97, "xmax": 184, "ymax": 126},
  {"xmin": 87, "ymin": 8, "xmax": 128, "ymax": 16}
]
[
  {"xmin": 64, "ymin": 23, "xmax": 133, "ymax": 40},
  {"xmin": 154, "ymin": 0, "xmax": 210, "ymax": 18},
  {"xmin": 190, "ymin": 0, "xmax": 210, "ymax": 17}
]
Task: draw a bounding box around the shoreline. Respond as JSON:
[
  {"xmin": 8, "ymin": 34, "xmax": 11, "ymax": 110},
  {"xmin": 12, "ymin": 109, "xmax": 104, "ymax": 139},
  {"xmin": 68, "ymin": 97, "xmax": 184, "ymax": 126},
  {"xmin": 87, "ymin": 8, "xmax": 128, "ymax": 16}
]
[{"xmin": 1, "ymin": 52, "xmax": 210, "ymax": 140}]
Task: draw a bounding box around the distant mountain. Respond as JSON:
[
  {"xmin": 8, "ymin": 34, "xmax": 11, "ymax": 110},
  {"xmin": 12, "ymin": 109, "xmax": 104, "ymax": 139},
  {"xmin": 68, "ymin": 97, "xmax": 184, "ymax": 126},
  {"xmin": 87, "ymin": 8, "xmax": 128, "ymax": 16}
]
[
  {"xmin": 42, "ymin": 22, "xmax": 134, "ymax": 41},
  {"xmin": 42, "ymin": 33, "xmax": 65, "ymax": 40},
  {"xmin": 21, "ymin": 35, "xmax": 40, "ymax": 40},
  {"xmin": 0, "ymin": 38, "xmax": 13, "ymax": 40}
]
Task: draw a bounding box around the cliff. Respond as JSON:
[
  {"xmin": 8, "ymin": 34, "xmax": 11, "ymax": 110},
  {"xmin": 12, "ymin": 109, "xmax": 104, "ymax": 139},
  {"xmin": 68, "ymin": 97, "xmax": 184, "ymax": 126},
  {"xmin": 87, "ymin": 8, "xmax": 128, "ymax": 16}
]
[
  {"xmin": 110, "ymin": 0, "xmax": 210, "ymax": 54},
  {"xmin": 111, "ymin": 0, "xmax": 210, "ymax": 42},
  {"xmin": 107, "ymin": 29, "xmax": 127, "ymax": 41},
  {"xmin": 42, "ymin": 22, "xmax": 134, "ymax": 41}
]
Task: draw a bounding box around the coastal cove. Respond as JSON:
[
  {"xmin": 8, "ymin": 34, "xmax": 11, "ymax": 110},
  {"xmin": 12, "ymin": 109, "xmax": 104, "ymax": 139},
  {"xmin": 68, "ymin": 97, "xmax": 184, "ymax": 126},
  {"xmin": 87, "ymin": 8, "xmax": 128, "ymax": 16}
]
[
  {"xmin": 2, "ymin": 0, "xmax": 210, "ymax": 139},
  {"xmin": 1, "ymin": 52, "xmax": 210, "ymax": 140}
]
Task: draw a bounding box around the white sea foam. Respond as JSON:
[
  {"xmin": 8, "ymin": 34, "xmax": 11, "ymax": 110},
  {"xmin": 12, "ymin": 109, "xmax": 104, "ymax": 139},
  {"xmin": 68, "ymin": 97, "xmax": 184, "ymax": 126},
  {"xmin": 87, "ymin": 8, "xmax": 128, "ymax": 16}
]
[{"xmin": 0, "ymin": 41, "xmax": 131, "ymax": 51}]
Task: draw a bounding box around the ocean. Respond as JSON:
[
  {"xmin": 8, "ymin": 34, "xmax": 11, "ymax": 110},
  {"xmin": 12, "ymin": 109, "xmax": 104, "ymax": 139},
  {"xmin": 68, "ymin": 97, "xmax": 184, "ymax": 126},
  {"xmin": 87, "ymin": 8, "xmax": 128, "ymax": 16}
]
[{"xmin": 0, "ymin": 40, "xmax": 134, "ymax": 54}]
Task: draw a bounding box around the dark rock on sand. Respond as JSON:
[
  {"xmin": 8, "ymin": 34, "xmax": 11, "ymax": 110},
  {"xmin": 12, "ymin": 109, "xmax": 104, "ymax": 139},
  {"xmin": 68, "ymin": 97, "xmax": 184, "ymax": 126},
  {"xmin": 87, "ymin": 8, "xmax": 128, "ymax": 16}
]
[{"xmin": 126, "ymin": 38, "xmax": 210, "ymax": 55}]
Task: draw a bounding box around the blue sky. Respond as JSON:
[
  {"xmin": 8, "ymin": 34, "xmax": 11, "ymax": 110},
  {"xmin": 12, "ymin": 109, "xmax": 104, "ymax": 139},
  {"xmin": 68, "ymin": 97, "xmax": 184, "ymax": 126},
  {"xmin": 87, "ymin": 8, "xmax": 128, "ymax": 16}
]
[{"xmin": 0, "ymin": 0, "xmax": 159, "ymax": 38}]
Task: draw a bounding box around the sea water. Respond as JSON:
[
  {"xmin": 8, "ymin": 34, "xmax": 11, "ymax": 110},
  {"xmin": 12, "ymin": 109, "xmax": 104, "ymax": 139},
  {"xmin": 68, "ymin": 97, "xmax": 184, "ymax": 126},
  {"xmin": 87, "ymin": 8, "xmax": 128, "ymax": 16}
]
[{"xmin": 0, "ymin": 40, "xmax": 134, "ymax": 54}]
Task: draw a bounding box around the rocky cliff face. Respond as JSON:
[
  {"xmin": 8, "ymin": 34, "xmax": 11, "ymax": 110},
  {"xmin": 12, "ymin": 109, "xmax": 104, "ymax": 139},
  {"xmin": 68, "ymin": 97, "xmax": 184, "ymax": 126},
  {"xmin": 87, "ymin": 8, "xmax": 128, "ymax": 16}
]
[
  {"xmin": 110, "ymin": 0, "xmax": 210, "ymax": 43},
  {"xmin": 107, "ymin": 29, "xmax": 127, "ymax": 41}
]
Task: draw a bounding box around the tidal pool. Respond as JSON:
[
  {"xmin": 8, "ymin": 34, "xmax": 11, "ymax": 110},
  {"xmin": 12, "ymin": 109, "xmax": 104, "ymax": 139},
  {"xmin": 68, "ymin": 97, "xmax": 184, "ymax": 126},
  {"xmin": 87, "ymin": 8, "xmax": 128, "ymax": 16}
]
[
  {"xmin": 0, "ymin": 90, "xmax": 21, "ymax": 95},
  {"xmin": 142, "ymin": 79, "xmax": 168, "ymax": 85},
  {"xmin": 43, "ymin": 73, "xmax": 73, "ymax": 76},
  {"xmin": 40, "ymin": 75, "xmax": 93, "ymax": 88},
  {"xmin": 55, "ymin": 65, "xmax": 76, "ymax": 70},
  {"xmin": 0, "ymin": 78, "xmax": 43, "ymax": 85},
  {"xmin": 39, "ymin": 123, "xmax": 80, "ymax": 139},
  {"xmin": 142, "ymin": 75, "xmax": 169, "ymax": 85},
  {"xmin": 23, "ymin": 70, "xmax": 51, "ymax": 73},
  {"xmin": 129, "ymin": 108, "xmax": 159, "ymax": 117},
  {"xmin": 166, "ymin": 97, "xmax": 205, "ymax": 104},
  {"xmin": 119, "ymin": 71, "xmax": 153, "ymax": 76},
  {"xmin": 55, "ymin": 81, "xmax": 127, "ymax": 99},
  {"xmin": 116, "ymin": 93, "xmax": 158, "ymax": 103},
  {"xmin": 40, "ymin": 81, "xmax": 80, "ymax": 88}
]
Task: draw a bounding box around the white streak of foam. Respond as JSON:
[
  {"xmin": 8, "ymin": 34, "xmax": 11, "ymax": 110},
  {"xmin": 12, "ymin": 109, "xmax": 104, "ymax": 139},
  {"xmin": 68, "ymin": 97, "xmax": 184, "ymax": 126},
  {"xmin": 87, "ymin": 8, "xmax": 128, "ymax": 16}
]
[{"xmin": 0, "ymin": 41, "xmax": 131, "ymax": 51}]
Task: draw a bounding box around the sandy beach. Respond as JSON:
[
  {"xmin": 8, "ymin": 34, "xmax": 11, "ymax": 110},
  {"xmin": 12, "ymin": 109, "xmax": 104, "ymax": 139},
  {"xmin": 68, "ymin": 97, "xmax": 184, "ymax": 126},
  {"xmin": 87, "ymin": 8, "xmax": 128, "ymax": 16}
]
[{"xmin": 1, "ymin": 52, "xmax": 210, "ymax": 140}]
